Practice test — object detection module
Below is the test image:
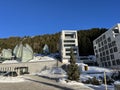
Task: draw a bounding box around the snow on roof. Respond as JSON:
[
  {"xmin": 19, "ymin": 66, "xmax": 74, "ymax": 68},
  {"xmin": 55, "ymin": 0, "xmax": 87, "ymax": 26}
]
[
  {"xmin": 2, "ymin": 60, "xmax": 19, "ymax": 64},
  {"xmin": 0, "ymin": 76, "xmax": 25, "ymax": 83},
  {"xmin": 29, "ymin": 56, "xmax": 56, "ymax": 62}
]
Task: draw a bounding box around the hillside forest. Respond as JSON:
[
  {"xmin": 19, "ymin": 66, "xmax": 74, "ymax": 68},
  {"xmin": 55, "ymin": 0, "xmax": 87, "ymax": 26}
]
[{"xmin": 0, "ymin": 28, "xmax": 107, "ymax": 56}]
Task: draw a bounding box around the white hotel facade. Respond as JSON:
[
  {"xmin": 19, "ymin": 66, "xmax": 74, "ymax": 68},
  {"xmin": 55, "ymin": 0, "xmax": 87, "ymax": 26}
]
[
  {"xmin": 93, "ymin": 24, "xmax": 120, "ymax": 68},
  {"xmin": 60, "ymin": 30, "xmax": 79, "ymax": 63}
]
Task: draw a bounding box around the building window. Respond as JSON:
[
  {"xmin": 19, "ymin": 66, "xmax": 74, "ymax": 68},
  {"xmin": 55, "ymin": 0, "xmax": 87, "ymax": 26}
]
[
  {"xmin": 106, "ymin": 50, "xmax": 109, "ymax": 55},
  {"xmin": 116, "ymin": 59, "xmax": 120, "ymax": 65},
  {"xmin": 103, "ymin": 51, "xmax": 105, "ymax": 56},
  {"xmin": 64, "ymin": 40, "xmax": 75, "ymax": 43},
  {"xmin": 99, "ymin": 48, "xmax": 102, "ymax": 52},
  {"xmin": 100, "ymin": 58, "xmax": 103, "ymax": 62},
  {"xmin": 100, "ymin": 53, "xmax": 102, "ymax": 57},
  {"xmin": 107, "ymin": 37, "xmax": 111, "ymax": 42},
  {"xmin": 108, "ymin": 43, "xmax": 112, "ymax": 48},
  {"xmin": 104, "ymin": 45, "xmax": 108, "ymax": 49},
  {"xmin": 103, "ymin": 57, "xmax": 106, "ymax": 61},
  {"xmin": 112, "ymin": 41, "xmax": 116, "ymax": 46},
  {"xmin": 98, "ymin": 43, "xmax": 101, "ymax": 47},
  {"xmin": 114, "ymin": 47, "xmax": 118, "ymax": 52},
  {"xmin": 101, "ymin": 42, "xmax": 104, "ymax": 46},
  {"xmin": 110, "ymin": 48, "xmax": 113, "ymax": 53},
  {"xmin": 102, "ymin": 47, "xmax": 104, "ymax": 51},
  {"xmin": 94, "ymin": 46, "xmax": 96, "ymax": 49},
  {"xmin": 105, "ymin": 62, "xmax": 107, "ymax": 67},
  {"xmin": 64, "ymin": 44, "xmax": 75, "ymax": 47},
  {"xmin": 106, "ymin": 56, "xmax": 110, "ymax": 60},
  {"xmin": 104, "ymin": 40, "xmax": 107, "ymax": 44},
  {"xmin": 112, "ymin": 29, "xmax": 119, "ymax": 33},
  {"xmin": 108, "ymin": 61, "xmax": 111, "ymax": 66},
  {"xmin": 95, "ymin": 50, "xmax": 98, "ymax": 53},
  {"xmin": 103, "ymin": 35, "xmax": 106, "ymax": 39},
  {"xmin": 110, "ymin": 54, "xmax": 114, "ymax": 60},
  {"xmin": 112, "ymin": 60, "xmax": 116, "ymax": 65}
]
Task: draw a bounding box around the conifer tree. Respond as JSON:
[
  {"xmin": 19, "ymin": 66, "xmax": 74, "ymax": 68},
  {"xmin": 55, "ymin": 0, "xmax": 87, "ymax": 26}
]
[{"xmin": 67, "ymin": 48, "xmax": 80, "ymax": 81}]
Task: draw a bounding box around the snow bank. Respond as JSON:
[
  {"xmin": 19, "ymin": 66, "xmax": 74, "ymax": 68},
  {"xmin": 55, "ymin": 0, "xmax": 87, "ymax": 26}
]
[
  {"xmin": 84, "ymin": 66, "xmax": 112, "ymax": 73},
  {"xmin": 2, "ymin": 60, "xmax": 19, "ymax": 64},
  {"xmin": 80, "ymin": 66, "xmax": 113, "ymax": 82},
  {"xmin": 0, "ymin": 76, "xmax": 25, "ymax": 83},
  {"xmin": 114, "ymin": 81, "xmax": 120, "ymax": 85},
  {"xmin": 59, "ymin": 78, "xmax": 84, "ymax": 85},
  {"xmin": 29, "ymin": 56, "xmax": 56, "ymax": 62},
  {"xmin": 35, "ymin": 67, "xmax": 66, "ymax": 78}
]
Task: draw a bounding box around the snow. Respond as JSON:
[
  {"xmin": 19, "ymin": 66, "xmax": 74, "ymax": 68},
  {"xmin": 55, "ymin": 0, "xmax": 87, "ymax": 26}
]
[
  {"xmin": 59, "ymin": 78, "xmax": 84, "ymax": 85},
  {"xmin": 35, "ymin": 67, "xmax": 66, "ymax": 78},
  {"xmin": 83, "ymin": 66, "xmax": 112, "ymax": 73},
  {"xmin": 2, "ymin": 60, "xmax": 19, "ymax": 64},
  {"xmin": 0, "ymin": 76, "xmax": 25, "ymax": 83},
  {"xmin": 29, "ymin": 56, "xmax": 56, "ymax": 62},
  {"xmin": 114, "ymin": 81, "xmax": 120, "ymax": 85},
  {"xmin": 80, "ymin": 66, "xmax": 113, "ymax": 81}
]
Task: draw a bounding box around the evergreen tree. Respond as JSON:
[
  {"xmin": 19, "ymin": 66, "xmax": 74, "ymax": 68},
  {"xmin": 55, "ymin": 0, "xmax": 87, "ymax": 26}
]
[{"xmin": 67, "ymin": 48, "xmax": 80, "ymax": 81}]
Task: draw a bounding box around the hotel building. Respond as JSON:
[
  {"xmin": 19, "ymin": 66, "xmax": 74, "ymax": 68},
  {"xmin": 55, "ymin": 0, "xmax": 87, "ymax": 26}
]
[
  {"xmin": 93, "ymin": 24, "xmax": 120, "ymax": 68},
  {"xmin": 60, "ymin": 30, "xmax": 79, "ymax": 63}
]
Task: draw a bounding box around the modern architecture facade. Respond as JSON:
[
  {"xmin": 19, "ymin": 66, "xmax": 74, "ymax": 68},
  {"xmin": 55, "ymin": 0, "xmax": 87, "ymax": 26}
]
[
  {"xmin": 60, "ymin": 30, "xmax": 79, "ymax": 63},
  {"xmin": 93, "ymin": 23, "xmax": 120, "ymax": 68}
]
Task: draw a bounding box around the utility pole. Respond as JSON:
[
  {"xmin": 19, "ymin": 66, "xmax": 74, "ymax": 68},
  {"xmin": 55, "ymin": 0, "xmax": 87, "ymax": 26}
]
[{"xmin": 104, "ymin": 71, "xmax": 107, "ymax": 90}]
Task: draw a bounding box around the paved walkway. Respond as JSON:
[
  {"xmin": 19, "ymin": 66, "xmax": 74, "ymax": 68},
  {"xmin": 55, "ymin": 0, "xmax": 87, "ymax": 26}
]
[{"xmin": 0, "ymin": 75, "xmax": 93, "ymax": 90}]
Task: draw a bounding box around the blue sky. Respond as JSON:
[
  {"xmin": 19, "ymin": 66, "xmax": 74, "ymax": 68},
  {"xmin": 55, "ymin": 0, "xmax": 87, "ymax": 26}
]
[{"xmin": 0, "ymin": 0, "xmax": 120, "ymax": 38}]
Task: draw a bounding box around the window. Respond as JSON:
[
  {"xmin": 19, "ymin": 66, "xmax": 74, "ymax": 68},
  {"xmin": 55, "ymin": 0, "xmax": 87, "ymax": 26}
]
[
  {"xmin": 112, "ymin": 60, "xmax": 116, "ymax": 65},
  {"xmin": 99, "ymin": 48, "xmax": 102, "ymax": 52},
  {"xmin": 112, "ymin": 41, "xmax": 116, "ymax": 46},
  {"xmin": 114, "ymin": 47, "xmax": 118, "ymax": 52},
  {"xmin": 64, "ymin": 44, "xmax": 75, "ymax": 47},
  {"xmin": 100, "ymin": 53, "xmax": 102, "ymax": 57},
  {"xmin": 108, "ymin": 61, "xmax": 111, "ymax": 66},
  {"xmin": 107, "ymin": 37, "xmax": 111, "ymax": 42},
  {"xmin": 106, "ymin": 50, "xmax": 109, "ymax": 55},
  {"xmin": 95, "ymin": 50, "xmax": 98, "ymax": 53},
  {"xmin": 103, "ymin": 51, "xmax": 105, "ymax": 56},
  {"xmin": 98, "ymin": 43, "xmax": 101, "ymax": 47},
  {"xmin": 116, "ymin": 59, "xmax": 120, "ymax": 65},
  {"xmin": 112, "ymin": 29, "xmax": 119, "ymax": 33},
  {"xmin": 110, "ymin": 48, "xmax": 113, "ymax": 53},
  {"xmin": 64, "ymin": 40, "xmax": 75, "ymax": 43},
  {"xmin": 110, "ymin": 54, "xmax": 114, "ymax": 59},
  {"xmin": 106, "ymin": 56, "xmax": 110, "ymax": 60},
  {"xmin": 94, "ymin": 46, "xmax": 96, "ymax": 49},
  {"xmin": 105, "ymin": 62, "xmax": 107, "ymax": 67},
  {"xmin": 108, "ymin": 43, "xmax": 112, "ymax": 48},
  {"xmin": 104, "ymin": 40, "xmax": 107, "ymax": 44},
  {"xmin": 103, "ymin": 35, "xmax": 106, "ymax": 39},
  {"xmin": 102, "ymin": 47, "xmax": 104, "ymax": 51},
  {"xmin": 105, "ymin": 45, "xmax": 108, "ymax": 49},
  {"xmin": 101, "ymin": 42, "xmax": 104, "ymax": 46},
  {"xmin": 103, "ymin": 57, "xmax": 106, "ymax": 61},
  {"xmin": 100, "ymin": 58, "xmax": 103, "ymax": 62}
]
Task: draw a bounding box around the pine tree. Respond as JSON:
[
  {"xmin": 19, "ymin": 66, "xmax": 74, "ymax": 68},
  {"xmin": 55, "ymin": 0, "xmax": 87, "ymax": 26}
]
[{"xmin": 67, "ymin": 48, "xmax": 80, "ymax": 81}]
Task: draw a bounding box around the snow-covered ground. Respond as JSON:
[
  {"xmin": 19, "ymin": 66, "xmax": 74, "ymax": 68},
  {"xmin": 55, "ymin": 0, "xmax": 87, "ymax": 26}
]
[
  {"xmin": 29, "ymin": 55, "xmax": 56, "ymax": 62},
  {"xmin": 2, "ymin": 60, "xmax": 19, "ymax": 64},
  {"xmin": 33, "ymin": 63, "xmax": 115, "ymax": 90},
  {"xmin": 0, "ymin": 76, "xmax": 25, "ymax": 83}
]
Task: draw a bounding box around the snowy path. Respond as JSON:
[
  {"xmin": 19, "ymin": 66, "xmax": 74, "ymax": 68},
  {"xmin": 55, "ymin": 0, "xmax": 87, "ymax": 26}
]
[{"xmin": 0, "ymin": 75, "xmax": 93, "ymax": 90}]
